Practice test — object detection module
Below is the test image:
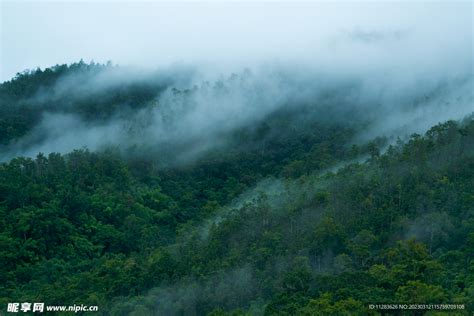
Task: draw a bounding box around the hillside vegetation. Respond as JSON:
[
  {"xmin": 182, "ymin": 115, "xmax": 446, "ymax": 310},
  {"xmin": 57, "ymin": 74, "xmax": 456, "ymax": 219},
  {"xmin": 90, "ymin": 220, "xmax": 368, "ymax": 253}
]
[{"xmin": 0, "ymin": 63, "xmax": 472, "ymax": 315}]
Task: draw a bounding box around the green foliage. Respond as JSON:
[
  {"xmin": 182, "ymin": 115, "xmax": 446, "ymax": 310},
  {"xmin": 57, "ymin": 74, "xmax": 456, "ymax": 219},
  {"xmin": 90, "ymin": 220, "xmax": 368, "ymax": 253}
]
[{"xmin": 0, "ymin": 66, "xmax": 473, "ymax": 314}]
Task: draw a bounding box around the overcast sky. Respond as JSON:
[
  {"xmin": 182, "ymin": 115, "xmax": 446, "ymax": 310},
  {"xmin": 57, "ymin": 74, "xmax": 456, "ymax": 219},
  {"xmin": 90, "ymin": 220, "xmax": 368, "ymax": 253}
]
[{"xmin": 1, "ymin": 1, "xmax": 472, "ymax": 82}]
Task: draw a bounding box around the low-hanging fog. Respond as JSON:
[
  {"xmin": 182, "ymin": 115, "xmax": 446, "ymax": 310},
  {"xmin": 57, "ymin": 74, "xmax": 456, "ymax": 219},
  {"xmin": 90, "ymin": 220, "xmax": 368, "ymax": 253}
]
[{"xmin": 0, "ymin": 1, "xmax": 472, "ymax": 163}]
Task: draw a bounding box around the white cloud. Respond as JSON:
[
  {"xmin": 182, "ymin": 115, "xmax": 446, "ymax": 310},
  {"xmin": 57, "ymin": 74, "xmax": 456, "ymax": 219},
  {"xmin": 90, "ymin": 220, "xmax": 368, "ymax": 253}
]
[{"xmin": 1, "ymin": 1, "xmax": 472, "ymax": 81}]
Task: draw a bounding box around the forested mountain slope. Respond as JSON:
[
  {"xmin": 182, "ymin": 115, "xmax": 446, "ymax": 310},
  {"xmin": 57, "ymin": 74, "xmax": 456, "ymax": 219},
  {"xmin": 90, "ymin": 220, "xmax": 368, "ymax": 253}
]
[{"xmin": 0, "ymin": 63, "xmax": 473, "ymax": 315}]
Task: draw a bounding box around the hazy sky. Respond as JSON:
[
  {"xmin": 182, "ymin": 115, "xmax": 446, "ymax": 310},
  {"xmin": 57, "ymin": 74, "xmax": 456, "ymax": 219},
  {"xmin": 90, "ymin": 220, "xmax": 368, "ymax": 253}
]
[{"xmin": 1, "ymin": 1, "xmax": 472, "ymax": 82}]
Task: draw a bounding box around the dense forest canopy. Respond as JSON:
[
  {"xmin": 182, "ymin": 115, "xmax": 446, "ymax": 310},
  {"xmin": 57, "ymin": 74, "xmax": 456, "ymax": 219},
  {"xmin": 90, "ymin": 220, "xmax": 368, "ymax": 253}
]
[{"xmin": 0, "ymin": 62, "xmax": 473, "ymax": 315}]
